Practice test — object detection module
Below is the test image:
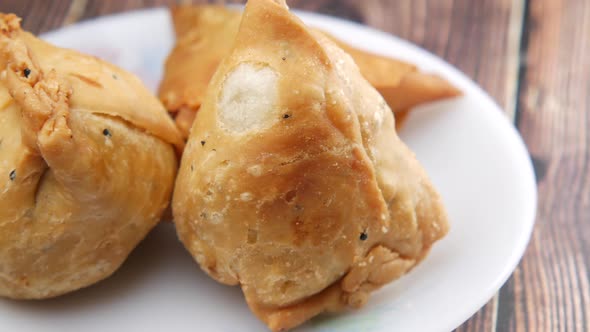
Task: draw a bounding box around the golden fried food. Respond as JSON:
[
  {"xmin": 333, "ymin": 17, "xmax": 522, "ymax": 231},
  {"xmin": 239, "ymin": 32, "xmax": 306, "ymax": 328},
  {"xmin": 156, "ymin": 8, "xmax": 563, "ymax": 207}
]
[
  {"xmin": 324, "ymin": 32, "xmax": 462, "ymax": 114},
  {"xmin": 158, "ymin": 4, "xmax": 460, "ymax": 138},
  {"xmin": 172, "ymin": 1, "xmax": 449, "ymax": 330},
  {"xmin": 0, "ymin": 14, "xmax": 182, "ymax": 299},
  {"xmin": 159, "ymin": 5, "xmax": 242, "ymax": 136}
]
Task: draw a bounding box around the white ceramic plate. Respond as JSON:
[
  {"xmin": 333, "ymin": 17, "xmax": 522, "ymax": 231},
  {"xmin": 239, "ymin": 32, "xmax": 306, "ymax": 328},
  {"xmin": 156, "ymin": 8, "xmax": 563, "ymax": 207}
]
[{"xmin": 0, "ymin": 7, "xmax": 537, "ymax": 332}]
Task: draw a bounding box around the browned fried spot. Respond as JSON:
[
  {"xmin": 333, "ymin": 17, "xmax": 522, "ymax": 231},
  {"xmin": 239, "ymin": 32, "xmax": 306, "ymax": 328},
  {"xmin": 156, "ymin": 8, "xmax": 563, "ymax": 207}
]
[
  {"xmin": 284, "ymin": 189, "xmax": 297, "ymax": 203},
  {"xmin": 247, "ymin": 228, "xmax": 258, "ymax": 244}
]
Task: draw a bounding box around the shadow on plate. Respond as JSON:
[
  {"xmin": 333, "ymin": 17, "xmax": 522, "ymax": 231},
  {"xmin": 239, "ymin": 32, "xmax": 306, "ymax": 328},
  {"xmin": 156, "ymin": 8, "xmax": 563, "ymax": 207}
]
[{"xmin": 1, "ymin": 223, "xmax": 243, "ymax": 314}]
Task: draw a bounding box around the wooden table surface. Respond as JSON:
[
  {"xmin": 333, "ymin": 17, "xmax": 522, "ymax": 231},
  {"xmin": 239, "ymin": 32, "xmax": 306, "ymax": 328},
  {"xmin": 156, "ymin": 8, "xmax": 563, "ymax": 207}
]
[{"xmin": 1, "ymin": 0, "xmax": 588, "ymax": 331}]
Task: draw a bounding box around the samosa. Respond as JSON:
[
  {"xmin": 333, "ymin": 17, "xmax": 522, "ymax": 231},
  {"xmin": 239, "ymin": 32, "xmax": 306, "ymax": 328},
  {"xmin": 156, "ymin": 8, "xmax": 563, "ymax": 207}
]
[
  {"xmin": 172, "ymin": 1, "xmax": 449, "ymax": 330},
  {"xmin": 159, "ymin": 4, "xmax": 460, "ymax": 138},
  {"xmin": 0, "ymin": 14, "xmax": 182, "ymax": 299}
]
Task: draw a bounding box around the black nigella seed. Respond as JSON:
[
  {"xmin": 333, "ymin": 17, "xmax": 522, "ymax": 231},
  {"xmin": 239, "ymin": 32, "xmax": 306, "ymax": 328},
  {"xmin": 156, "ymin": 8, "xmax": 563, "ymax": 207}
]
[
  {"xmin": 23, "ymin": 68, "xmax": 31, "ymax": 78},
  {"xmin": 359, "ymin": 232, "xmax": 368, "ymax": 241},
  {"xmin": 9, "ymin": 169, "xmax": 16, "ymax": 181},
  {"xmin": 102, "ymin": 128, "xmax": 112, "ymax": 137},
  {"xmin": 201, "ymin": 140, "xmax": 206, "ymax": 146},
  {"xmin": 283, "ymin": 114, "xmax": 290, "ymax": 119}
]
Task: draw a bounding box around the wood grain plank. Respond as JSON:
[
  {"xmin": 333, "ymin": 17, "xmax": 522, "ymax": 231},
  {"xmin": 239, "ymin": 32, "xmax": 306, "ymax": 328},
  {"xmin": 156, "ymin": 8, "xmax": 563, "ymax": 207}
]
[
  {"xmin": 348, "ymin": 0, "xmax": 519, "ymax": 115},
  {"xmin": 504, "ymin": 0, "xmax": 590, "ymax": 331},
  {"xmin": 0, "ymin": 0, "xmax": 73, "ymax": 33},
  {"xmin": 78, "ymin": 0, "xmax": 247, "ymax": 22}
]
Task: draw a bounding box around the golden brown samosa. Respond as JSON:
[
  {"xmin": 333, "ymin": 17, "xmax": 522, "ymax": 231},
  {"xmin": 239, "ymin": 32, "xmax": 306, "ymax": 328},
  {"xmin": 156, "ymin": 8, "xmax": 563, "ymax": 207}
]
[
  {"xmin": 159, "ymin": 5, "xmax": 242, "ymax": 136},
  {"xmin": 0, "ymin": 14, "xmax": 182, "ymax": 299},
  {"xmin": 158, "ymin": 4, "xmax": 460, "ymax": 138},
  {"xmin": 172, "ymin": 1, "xmax": 449, "ymax": 330}
]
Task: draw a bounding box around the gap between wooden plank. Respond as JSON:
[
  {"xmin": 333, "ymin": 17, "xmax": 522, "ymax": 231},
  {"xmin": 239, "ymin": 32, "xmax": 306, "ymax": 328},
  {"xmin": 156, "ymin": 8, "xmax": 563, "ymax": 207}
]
[
  {"xmin": 504, "ymin": 0, "xmax": 527, "ymax": 121},
  {"xmin": 495, "ymin": 0, "xmax": 531, "ymax": 331},
  {"xmin": 511, "ymin": 0, "xmax": 531, "ymax": 128},
  {"xmin": 491, "ymin": 0, "xmax": 527, "ymax": 330},
  {"xmin": 490, "ymin": 293, "xmax": 499, "ymax": 332}
]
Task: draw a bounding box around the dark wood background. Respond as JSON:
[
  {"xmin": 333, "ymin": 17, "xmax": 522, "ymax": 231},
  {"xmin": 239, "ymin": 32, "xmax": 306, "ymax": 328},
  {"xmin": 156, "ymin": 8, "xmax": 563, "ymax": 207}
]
[{"xmin": 1, "ymin": 0, "xmax": 588, "ymax": 331}]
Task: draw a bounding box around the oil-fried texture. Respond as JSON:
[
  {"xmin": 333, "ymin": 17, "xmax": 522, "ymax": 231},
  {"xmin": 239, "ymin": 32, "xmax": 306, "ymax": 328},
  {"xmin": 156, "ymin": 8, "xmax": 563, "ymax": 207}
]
[
  {"xmin": 158, "ymin": 5, "xmax": 242, "ymax": 135},
  {"xmin": 0, "ymin": 13, "xmax": 179, "ymax": 299},
  {"xmin": 172, "ymin": 1, "xmax": 449, "ymax": 331},
  {"xmin": 158, "ymin": 4, "xmax": 460, "ymax": 139}
]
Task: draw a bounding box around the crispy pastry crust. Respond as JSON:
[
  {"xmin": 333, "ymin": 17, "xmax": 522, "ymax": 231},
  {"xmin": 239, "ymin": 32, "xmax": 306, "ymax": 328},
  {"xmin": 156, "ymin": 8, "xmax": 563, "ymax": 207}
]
[
  {"xmin": 0, "ymin": 13, "xmax": 179, "ymax": 299},
  {"xmin": 172, "ymin": 1, "xmax": 449, "ymax": 330},
  {"xmin": 158, "ymin": 4, "xmax": 460, "ymax": 139}
]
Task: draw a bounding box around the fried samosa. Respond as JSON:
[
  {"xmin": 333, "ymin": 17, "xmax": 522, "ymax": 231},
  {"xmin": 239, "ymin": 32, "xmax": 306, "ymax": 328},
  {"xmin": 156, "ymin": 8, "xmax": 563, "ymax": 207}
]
[
  {"xmin": 159, "ymin": 4, "xmax": 460, "ymax": 138},
  {"xmin": 172, "ymin": 1, "xmax": 449, "ymax": 330},
  {"xmin": 0, "ymin": 14, "xmax": 182, "ymax": 299}
]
